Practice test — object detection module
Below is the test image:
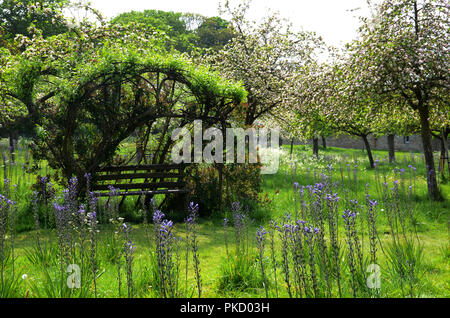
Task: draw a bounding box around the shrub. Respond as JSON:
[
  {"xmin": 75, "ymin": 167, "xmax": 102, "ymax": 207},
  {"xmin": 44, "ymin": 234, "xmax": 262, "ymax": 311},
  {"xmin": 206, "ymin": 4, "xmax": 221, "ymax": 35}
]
[{"xmin": 186, "ymin": 163, "xmax": 265, "ymax": 218}]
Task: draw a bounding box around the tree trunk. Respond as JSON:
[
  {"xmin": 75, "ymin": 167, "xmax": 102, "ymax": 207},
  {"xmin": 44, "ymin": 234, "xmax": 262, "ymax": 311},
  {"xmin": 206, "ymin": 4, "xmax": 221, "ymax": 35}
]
[
  {"xmin": 439, "ymin": 130, "xmax": 449, "ymax": 178},
  {"xmin": 388, "ymin": 134, "xmax": 396, "ymax": 163},
  {"xmin": 322, "ymin": 136, "xmax": 327, "ymax": 150},
  {"xmin": 290, "ymin": 138, "xmax": 294, "ymax": 157},
  {"xmin": 418, "ymin": 106, "xmax": 440, "ymax": 200},
  {"xmin": 312, "ymin": 137, "xmax": 319, "ymax": 158},
  {"xmin": 439, "ymin": 136, "xmax": 445, "ymax": 174},
  {"xmin": 444, "ymin": 131, "xmax": 450, "ymax": 177},
  {"xmin": 8, "ymin": 130, "xmax": 17, "ymax": 164},
  {"xmin": 362, "ymin": 135, "xmax": 375, "ymax": 169},
  {"xmin": 218, "ymin": 163, "xmax": 223, "ymax": 213},
  {"xmin": 218, "ymin": 121, "xmax": 226, "ymax": 213}
]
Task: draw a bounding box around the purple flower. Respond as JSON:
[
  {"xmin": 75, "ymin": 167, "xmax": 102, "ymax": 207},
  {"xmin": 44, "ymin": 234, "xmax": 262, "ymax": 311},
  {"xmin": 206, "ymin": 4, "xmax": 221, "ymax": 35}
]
[
  {"xmin": 231, "ymin": 201, "xmax": 240, "ymax": 213},
  {"xmin": 153, "ymin": 210, "xmax": 165, "ymax": 224},
  {"xmin": 127, "ymin": 241, "xmax": 136, "ymax": 252},
  {"xmin": 186, "ymin": 216, "xmax": 194, "ymax": 225},
  {"xmin": 77, "ymin": 204, "xmax": 86, "ymax": 215},
  {"xmin": 269, "ymin": 220, "xmax": 278, "ymax": 231},
  {"xmin": 108, "ymin": 185, "xmax": 120, "ymax": 196},
  {"xmin": 53, "ymin": 202, "xmax": 65, "ymax": 213},
  {"xmin": 160, "ymin": 220, "xmax": 174, "ymax": 235},
  {"xmin": 342, "ymin": 209, "xmax": 356, "ymax": 220},
  {"xmin": 0, "ymin": 194, "xmax": 15, "ymax": 208},
  {"xmin": 256, "ymin": 226, "xmax": 267, "ymax": 243},
  {"xmin": 325, "ymin": 193, "xmax": 340, "ymax": 203},
  {"xmin": 314, "ymin": 183, "xmax": 324, "ymax": 192},
  {"xmin": 303, "ymin": 225, "xmax": 319, "ymax": 236},
  {"xmin": 283, "ymin": 223, "xmax": 293, "ymax": 233},
  {"xmin": 189, "ymin": 202, "xmax": 199, "ymax": 214},
  {"xmin": 69, "ymin": 176, "xmax": 78, "ymax": 186}
]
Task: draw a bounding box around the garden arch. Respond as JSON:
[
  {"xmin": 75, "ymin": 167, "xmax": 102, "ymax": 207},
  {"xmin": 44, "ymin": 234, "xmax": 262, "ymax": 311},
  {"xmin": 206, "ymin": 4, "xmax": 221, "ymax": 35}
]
[{"xmin": 6, "ymin": 51, "xmax": 246, "ymax": 196}]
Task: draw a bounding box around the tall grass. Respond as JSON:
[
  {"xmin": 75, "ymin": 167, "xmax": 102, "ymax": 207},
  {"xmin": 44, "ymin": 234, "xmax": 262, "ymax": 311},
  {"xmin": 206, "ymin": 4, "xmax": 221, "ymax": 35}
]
[{"xmin": 0, "ymin": 140, "xmax": 448, "ymax": 298}]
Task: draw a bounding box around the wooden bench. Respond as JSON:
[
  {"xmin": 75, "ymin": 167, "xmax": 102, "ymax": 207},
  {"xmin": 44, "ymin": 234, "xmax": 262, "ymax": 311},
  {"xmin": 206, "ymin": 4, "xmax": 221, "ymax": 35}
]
[{"xmin": 92, "ymin": 164, "xmax": 189, "ymax": 198}]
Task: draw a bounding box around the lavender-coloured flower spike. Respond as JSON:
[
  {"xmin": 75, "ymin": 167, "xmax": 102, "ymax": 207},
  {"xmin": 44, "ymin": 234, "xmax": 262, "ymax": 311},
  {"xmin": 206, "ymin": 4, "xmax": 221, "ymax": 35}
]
[
  {"xmin": 256, "ymin": 226, "xmax": 267, "ymax": 244},
  {"xmin": 303, "ymin": 223, "xmax": 320, "ymax": 297},
  {"xmin": 78, "ymin": 204, "xmax": 86, "ymax": 215},
  {"xmin": 231, "ymin": 201, "xmax": 241, "ymax": 213},
  {"xmin": 121, "ymin": 222, "xmax": 135, "ymax": 298},
  {"xmin": 189, "ymin": 202, "xmax": 199, "ymax": 214},
  {"xmin": 186, "ymin": 201, "xmax": 202, "ymax": 298},
  {"xmin": 256, "ymin": 225, "xmax": 269, "ymax": 297},
  {"xmin": 153, "ymin": 210, "xmax": 165, "ymax": 224},
  {"xmin": 342, "ymin": 208, "xmax": 358, "ymax": 297},
  {"xmin": 342, "ymin": 209, "xmax": 356, "ymax": 220}
]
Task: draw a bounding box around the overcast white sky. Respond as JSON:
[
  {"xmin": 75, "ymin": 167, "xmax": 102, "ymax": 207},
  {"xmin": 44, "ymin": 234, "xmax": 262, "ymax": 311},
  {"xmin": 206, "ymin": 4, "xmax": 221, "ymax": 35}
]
[{"xmin": 87, "ymin": 0, "xmax": 378, "ymax": 47}]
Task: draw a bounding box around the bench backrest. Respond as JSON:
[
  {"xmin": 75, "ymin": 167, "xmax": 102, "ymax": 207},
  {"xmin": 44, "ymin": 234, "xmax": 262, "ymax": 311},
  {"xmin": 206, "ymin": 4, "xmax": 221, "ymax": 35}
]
[{"xmin": 92, "ymin": 164, "xmax": 187, "ymax": 194}]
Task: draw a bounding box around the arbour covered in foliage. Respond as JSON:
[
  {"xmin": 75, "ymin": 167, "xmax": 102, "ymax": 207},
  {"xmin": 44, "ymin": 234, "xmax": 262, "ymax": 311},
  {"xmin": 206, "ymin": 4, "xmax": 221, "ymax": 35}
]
[{"xmin": 1, "ymin": 18, "xmax": 246, "ymax": 191}]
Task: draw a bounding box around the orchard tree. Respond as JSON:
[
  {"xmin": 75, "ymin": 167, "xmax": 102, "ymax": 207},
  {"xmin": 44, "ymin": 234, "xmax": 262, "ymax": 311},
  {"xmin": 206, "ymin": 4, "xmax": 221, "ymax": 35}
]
[
  {"xmin": 354, "ymin": 0, "xmax": 449, "ymax": 200},
  {"xmin": 112, "ymin": 10, "xmax": 235, "ymax": 53},
  {"xmin": 375, "ymin": 99, "xmax": 418, "ymax": 163},
  {"xmin": 0, "ymin": 0, "xmax": 68, "ymax": 45},
  {"xmin": 326, "ymin": 58, "xmax": 380, "ymax": 169},
  {"xmin": 284, "ymin": 61, "xmax": 333, "ymax": 158},
  {"xmin": 211, "ymin": 0, "xmax": 322, "ymax": 126},
  {"xmin": 195, "ymin": 16, "xmax": 234, "ymax": 51},
  {"xmin": 112, "ymin": 9, "xmax": 197, "ymax": 53},
  {"xmin": 290, "ymin": 55, "xmax": 380, "ymax": 167}
]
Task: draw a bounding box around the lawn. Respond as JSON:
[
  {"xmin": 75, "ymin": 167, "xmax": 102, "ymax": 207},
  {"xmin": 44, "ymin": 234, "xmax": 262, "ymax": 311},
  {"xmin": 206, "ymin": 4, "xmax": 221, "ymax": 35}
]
[{"xmin": 1, "ymin": 140, "xmax": 449, "ymax": 298}]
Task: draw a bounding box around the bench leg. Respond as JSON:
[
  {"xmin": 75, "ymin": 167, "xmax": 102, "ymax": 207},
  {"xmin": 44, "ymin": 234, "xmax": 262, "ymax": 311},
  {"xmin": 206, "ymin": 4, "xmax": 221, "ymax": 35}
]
[
  {"xmin": 184, "ymin": 192, "xmax": 191, "ymax": 215},
  {"xmin": 144, "ymin": 194, "xmax": 154, "ymax": 212}
]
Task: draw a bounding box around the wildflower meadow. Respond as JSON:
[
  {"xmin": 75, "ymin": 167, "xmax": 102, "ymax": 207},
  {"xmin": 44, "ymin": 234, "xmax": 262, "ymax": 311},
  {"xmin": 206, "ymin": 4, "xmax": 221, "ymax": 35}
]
[{"xmin": 0, "ymin": 140, "xmax": 448, "ymax": 299}]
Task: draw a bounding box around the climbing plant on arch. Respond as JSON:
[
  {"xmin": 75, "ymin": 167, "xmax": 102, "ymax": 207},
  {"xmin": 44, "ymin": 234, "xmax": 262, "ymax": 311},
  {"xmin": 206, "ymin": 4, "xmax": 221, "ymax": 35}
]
[{"xmin": 1, "ymin": 28, "xmax": 246, "ymax": 188}]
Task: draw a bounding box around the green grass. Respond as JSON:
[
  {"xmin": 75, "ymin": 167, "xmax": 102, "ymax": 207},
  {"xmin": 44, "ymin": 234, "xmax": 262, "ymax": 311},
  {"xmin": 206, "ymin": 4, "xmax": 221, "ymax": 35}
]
[{"xmin": 1, "ymin": 140, "xmax": 449, "ymax": 298}]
